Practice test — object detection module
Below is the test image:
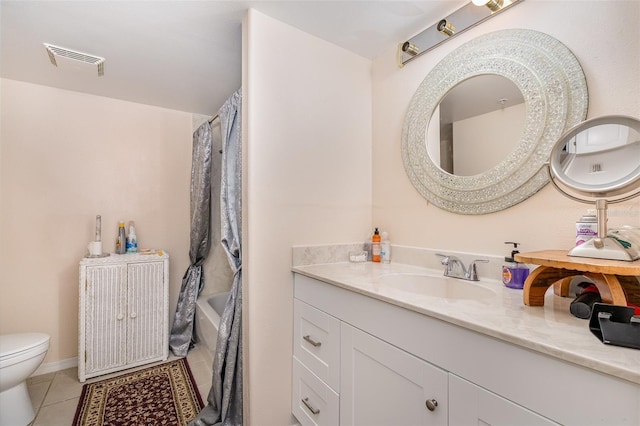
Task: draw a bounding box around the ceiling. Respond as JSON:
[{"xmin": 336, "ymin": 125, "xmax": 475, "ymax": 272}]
[{"xmin": 1, "ymin": 1, "xmax": 465, "ymax": 116}]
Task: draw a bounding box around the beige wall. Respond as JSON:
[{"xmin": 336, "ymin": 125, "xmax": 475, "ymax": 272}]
[
  {"xmin": 372, "ymin": 0, "xmax": 640, "ymax": 257},
  {"xmin": 0, "ymin": 79, "xmax": 192, "ymax": 366},
  {"xmin": 243, "ymin": 9, "xmax": 372, "ymax": 425}
]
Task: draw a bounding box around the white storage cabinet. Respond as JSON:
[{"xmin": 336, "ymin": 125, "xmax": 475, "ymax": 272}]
[{"xmin": 78, "ymin": 252, "xmax": 169, "ymax": 382}]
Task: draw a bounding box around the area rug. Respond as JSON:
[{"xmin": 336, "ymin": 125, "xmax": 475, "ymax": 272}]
[{"xmin": 73, "ymin": 358, "xmax": 204, "ymax": 426}]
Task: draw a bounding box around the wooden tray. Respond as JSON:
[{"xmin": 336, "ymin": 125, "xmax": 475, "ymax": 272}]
[{"xmin": 515, "ymin": 250, "xmax": 640, "ymax": 307}]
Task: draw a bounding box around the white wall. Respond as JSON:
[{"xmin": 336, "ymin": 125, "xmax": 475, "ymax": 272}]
[
  {"xmin": 372, "ymin": 0, "xmax": 640, "ymax": 257},
  {"xmin": 0, "ymin": 79, "xmax": 192, "ymax": 365},
  {"xmin": 243, "ymin": 9, "xmax": 372, "ymax": 424},
  {"xmin": 453, "ymin": 103, "xmax": 525, "ymax": 176}
]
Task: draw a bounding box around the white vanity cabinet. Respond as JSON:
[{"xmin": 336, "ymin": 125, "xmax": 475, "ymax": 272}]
[
  {"xmin": 293, "ymin": 273, "xmax": 640, "ymax": 426},
  {"xmin": 78, "ymin": 253, "xmax": 169, "ymax": 382}
]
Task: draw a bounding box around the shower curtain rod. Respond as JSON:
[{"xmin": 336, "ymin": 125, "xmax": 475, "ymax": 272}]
[{"xmin": 208, "ymin": 113, "xmax": 219, "ymax": 123}]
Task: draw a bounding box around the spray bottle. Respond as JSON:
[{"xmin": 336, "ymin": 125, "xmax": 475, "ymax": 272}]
[{"xmin": 116, "ymin": 221, "xmax": 126, "ymax": 254}]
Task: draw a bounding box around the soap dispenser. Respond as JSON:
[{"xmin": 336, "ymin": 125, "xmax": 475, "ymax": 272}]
[
  {"xmin": 372, "ymin": 228, "xmax": 381, "ymax": 263},
  {"xmin": 502, "ymin": 242, "xmax": 530, "ymax": 289}
]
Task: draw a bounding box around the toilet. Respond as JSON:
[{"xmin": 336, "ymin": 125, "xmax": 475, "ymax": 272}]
[{"xmin": 0, "ymin": 333, "xmax": 50, "ymax": 426}]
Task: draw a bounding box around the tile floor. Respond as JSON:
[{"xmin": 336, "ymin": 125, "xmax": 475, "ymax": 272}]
[{"xmin": 26, "ymin": 345, "xmax": 213, "ymax": 425}]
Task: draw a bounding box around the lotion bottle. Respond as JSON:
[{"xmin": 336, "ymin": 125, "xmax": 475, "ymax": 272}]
[
  {"xmin": 126, "ymin": 220, "xmax": 138, "ymax": 253},
  {"xmin": 381, "ymin": 231, "xmax": 391, "ymax": 264},
  {"xmin": 372, "ymin": 228, "xmax": 381, "ymax": 262},
  {"xmin": 502, "ymin": 241, "xmax": 529, "ymax": 289}
]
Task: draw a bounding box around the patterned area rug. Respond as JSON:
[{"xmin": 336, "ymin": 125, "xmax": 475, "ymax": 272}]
[{"xmin": 73, "ymin": 358, "xmax": 204, "ymax": 426}]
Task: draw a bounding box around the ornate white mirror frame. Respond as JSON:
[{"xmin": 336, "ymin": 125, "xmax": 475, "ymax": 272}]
[{"xmin": 402, "ymin": 29, "xmax": 588, "ymax": 214}]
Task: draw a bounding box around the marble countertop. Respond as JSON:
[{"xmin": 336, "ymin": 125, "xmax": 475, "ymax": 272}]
[{"xmin": 292, "ymin": 261, "xmax": 640, "ymax": 385}]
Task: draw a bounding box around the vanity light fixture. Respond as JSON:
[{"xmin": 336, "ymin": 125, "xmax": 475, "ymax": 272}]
[
  {"xmin": 472, "ymin": 0, "xmax": 505, "ymax": 12},
  {"xmin": 397, "ymin": 0, "xmax": 524, "ymax": 67},
  {"xmin": 401, "ymin": 42, "xmax": 420, "ymax": 57},
  {"xmin": 437, "ymin": 19, "xmax": 456, "ymax": 37}
]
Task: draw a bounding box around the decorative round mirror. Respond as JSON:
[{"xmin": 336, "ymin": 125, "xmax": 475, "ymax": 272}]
[
  {"xmin": 549, "ymin": 115, "xmax": 640, "ymax": 261},
  {"xmin": 402, "ymin": 29, "xmax": 588, "ymax": 214}
]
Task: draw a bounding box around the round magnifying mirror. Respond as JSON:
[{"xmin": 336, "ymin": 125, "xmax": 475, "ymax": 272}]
[{"xmin": 549, "ymin": 115, "xmax": 640, "ymax": 261}]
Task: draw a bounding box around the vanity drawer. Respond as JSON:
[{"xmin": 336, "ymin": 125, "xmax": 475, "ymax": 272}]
[
  {"xmin": 292, "ymin": 357, "xmax": 339, "ymax": 426},
  {"xmin": 293, "ymin": 298, "xmax": 340, "ymax": 390}
]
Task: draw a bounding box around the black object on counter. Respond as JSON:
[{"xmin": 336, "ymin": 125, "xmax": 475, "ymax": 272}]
[
  {"xmin": 589, "ymin": 303, "xmax": 640, "ymax": 350},
  {"xmin": 570, "ymin": 291, "xmax": 601, "ymax": 319}
]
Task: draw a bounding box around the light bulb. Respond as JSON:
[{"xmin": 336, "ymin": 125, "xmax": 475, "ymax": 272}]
[{"xmin": 472, "ymin": 0, "xmax": 504, "ymax": 12}]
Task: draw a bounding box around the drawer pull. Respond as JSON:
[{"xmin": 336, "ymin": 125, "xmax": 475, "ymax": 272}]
[
  {"xmin": 302, "ymin": 397, "xmax": 320, "ymax": 415},
  {"xmin": 303, "ymin": 335, "xmax": 322, "ymax": 347}
]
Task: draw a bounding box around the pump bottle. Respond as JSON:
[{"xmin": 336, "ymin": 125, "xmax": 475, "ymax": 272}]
[
  {"xmin": 502, "ymin": 241, "xmax": 529, "ymax": 289},
  {"xmin": 372, "ymin": 228, "xmax": 381, "ymax": 262}
]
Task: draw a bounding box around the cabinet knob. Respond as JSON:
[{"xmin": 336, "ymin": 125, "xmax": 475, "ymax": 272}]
[
  {"xmin": 425, "ymin": 399, "xmax": 438, "ymax": 412},
  {"xmin": 130, "ymin": 312, "xmax": 137, "ymax": 319}
]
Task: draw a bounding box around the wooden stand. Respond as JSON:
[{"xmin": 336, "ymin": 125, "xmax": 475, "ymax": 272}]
[{"xmin": 515, "ymin": 250, "xmax": 640, "ymax": 307}]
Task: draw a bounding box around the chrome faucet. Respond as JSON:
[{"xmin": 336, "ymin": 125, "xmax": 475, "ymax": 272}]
[{"xmin": 436, "ymin": 254, "xmax": 488, "ymax": 281}]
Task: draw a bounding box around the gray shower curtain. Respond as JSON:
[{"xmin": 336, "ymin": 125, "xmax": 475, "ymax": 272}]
[
  {"xmin": 169, "ymin": 122, "xmax": 213, "ymax": 357},
  {"xmin": 191, "ymin": 88, "xmax": 243, "ymax": 426}
]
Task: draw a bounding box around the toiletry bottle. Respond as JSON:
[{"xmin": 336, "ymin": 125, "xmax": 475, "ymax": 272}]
[
  {"xmin": 372, "ymin": 228, "xmax": 381, "ymax": 262},
  {"xmin": 126, "ymin": 220, "xmax": 138, "ymax": 253},
  {"xmin": 502, "ymin": 242, "xmax": 529, "ymax": 289},
  {"xmin": 116, "ymin": 221, "xmax": 126, "ymax": 254},
  {"xmin": 381, "ymin": 231, "xmax": 391, "ymax": 264},
  {"xmin": 576, "ymin": 212, "xmax": 597, "ymax": 246}
]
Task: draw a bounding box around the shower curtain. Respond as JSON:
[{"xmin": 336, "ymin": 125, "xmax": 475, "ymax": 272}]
[
  {"xmin": 192, "ymin": 88, "xmax": 243, "ymax": 426},
  {"xmin": 169, "ymin": 122, "xmax": 213, "ymax": 357}
]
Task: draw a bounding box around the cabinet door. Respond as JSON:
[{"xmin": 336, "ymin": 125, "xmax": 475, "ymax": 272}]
[
  {"xmin": 126, "ymin": 261, "xmax": 166, "ymax": 364},
  {"xmin": 84, "ymin": 264, "xmax": 128, "ymax": 374},
  {"xmin": 341, "ymin": 323, "xmax": 448, "ymax": 426},
  {"xmin": 449, "ymin": 374, "xmax": 558, "ymax": 426}
]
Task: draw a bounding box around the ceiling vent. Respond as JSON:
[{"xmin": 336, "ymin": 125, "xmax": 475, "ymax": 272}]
[{"xmin": 44, "ymin": 43, "xmax": 105, "ymax": 76}]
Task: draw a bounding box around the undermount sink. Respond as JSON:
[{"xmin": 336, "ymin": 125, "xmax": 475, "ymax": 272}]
[{"xmin": 378, "ymin": 273, "xmax": 496, "ymax": 301}]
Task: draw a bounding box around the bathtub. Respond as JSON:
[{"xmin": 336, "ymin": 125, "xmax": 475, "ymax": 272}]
[{"xmin": 195, "ymin": 291, "xmax": 229, "ymax": 354}]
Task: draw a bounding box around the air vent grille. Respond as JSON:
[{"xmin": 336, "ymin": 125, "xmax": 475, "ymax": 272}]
[{"xmin": 43, "ymin": 43, "xmax": 105, "ymax": 76}]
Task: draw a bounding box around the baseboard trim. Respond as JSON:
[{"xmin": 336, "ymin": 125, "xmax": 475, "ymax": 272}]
[{"xmin": 32, "ymin": 357, "xmax": 78, "ymax": 376}]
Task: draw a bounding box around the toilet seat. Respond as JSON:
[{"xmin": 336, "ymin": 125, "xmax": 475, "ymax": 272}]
[{"xmin": 0, "ymin": 333, "xmax": 50, "ymax": 369}]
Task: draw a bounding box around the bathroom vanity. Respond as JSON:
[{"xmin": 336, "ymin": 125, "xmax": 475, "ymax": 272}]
[
  {"xmin": 78, "ymin": 252, "xmax": 169, "ymax": 382},
  {"xmin": 291, "ymin": 262, "xmax": 640, "ymax": 426}
]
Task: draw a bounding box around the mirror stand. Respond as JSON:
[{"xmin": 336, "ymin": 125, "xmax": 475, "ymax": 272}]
[
  {"xmin": 548, "ymin": 115, "xmax": 640, "ymax": 262},
  {"xmin": 568, "ymin": 200, "xmax": 640, "ymax": 261}
]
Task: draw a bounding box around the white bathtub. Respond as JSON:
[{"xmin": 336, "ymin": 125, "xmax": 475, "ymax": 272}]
[{"xmin": 195, "ymin": 291, "xmax": 229, "ymax": 354}]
